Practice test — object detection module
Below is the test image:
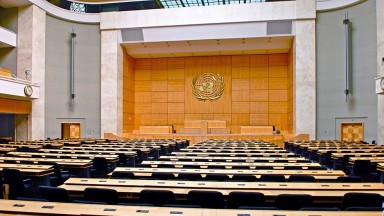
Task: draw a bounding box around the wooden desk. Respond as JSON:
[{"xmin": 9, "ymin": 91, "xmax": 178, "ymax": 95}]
[
  {"xmin": 0, "ymin": 147, "xmax": 17, "ymax": 154},
  {"xmin": 172, "ymin": 152, "xmax": 295, "ymax": 157},
  {"xmin": 0, "ymin": 164, "xmax": 53, "ymax": 185},
  {"xmin": 60, "ymin": 178, "xmax": 384, "ymax": 203},
  {"xmin": 112, "ymin": 167, "xmax": 345, "ymax": 181},
  {"xmin": 141, "ymin": 161, "xmax": 321, "ymax": 169},
  {"xmin": 0, "ymin": 156, "xmax": 92, "ymax": 177},
  {"xmin": 0, "ymin": 144, "xmax": 42, "ymax": 150},
  {"xmin": 159, "ymin": 155, "xmax": 307, "ymax": 162},
  {"xmin": 7, "ymin": 152, "xmax": 119, "ymax": 163},
  {"xmin": 180, "ymin": 149, "xmax": 288, "ymax": 153},
  {"xmin": 0, "ymin": 199, "xmax": 380, "ymax": 216}
]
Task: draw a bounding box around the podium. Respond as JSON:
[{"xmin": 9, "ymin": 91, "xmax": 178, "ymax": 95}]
[{"xmin": 180, "ymin": 120, "xmax": 230, "ymax": 134}]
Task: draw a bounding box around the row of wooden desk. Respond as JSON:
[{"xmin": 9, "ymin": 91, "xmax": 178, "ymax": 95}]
[{"xmin": 0, "ymin": 199, "xmax": 378, "ymax": 216}]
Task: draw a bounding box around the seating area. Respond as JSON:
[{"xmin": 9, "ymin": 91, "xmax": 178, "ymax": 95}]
[{"xmin": 0, "ymin": 138, "xmax": 383, "ymax": 215}]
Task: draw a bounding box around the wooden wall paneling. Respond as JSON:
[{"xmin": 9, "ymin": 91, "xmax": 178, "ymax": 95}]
[
  {"xmin": 250, "ymin": 55, "xmax": 269, "ymax": 67},
  {"xmin": 269, "ymin": 114, "xmax": 288, "ymax": 130},
  {"xmin": 123, "ymin": 89, "xmax": 134, "ymax": 102},
  {"xmin": 0, "ymin": 99, "xmax": 31, "ymax": 114},
  {"xmin": 123, "ymin": 101, "xmax": 135, "ymax": 113},
  {"xmin": 151, "ymin": 91, "xmax": 168, "ymax": 103},
  {"xmin": 214, "ymin": 114, "xmax": 232, "ymax": 125},
  {"xmin": 232, "ymin": 91, "xmax": 249, "ymax": 102},
  {"xmin": 250, "ymin": 102, "xmax": 268, "ymax": 114},
  {"xmin": 168, "ymin": 103, "xmax": 185, "ymax": 114},
  {"xmin": 135, "ymin": 81, "xmax": 152, "ymax": 91},
  {"xmin": 151, "ymin": 58, "xmax": 168, "ymax": 70},
  {"xmin": 168, "ymin": 80, "xmax": 185, "ymax": 92},
  {"xmin": 135, "ymin": 92, "xmax": 152, "ymax": 103},
  {"xmin": 232, "ymin": 114, "xmax": 250, "ymax": 125},
  {"xmin": 168, "ymin": 114, "xmax": 185, "ymax": 125},
  {"xmin": 135, "ymin": 69, "xmax": 151, "ymax": 80},
  {"xmin": 232, "ymin": 102, "xmax": 250, "ymax": 114},
  {"xmin": 250, "ymin": 66, "xmax": 269, "ymax": 78},
  {"xmin": 168, "ymin": 69, "xmax": 185, "ymax": 80},
  {"xmin": 269, "ymin": 90, "xmax": 288, "ymax": 102},
  {"xmin": 151, "ymin": 69, "xmax": 168, "ymax": 80},
  {"xmin": 232, "ymin": 55, "xmax": 250, "ymax": 67},
  {"xmin": 269, "ymin": 54, "xmax": 288, "ymax": 66},
  {"xmin": 202, "ymin": 114, "xmax": 214, "ymax": 120},
  {"xmin": 135, "ymin": 114, "xmax": 151, "ymax": 127},
  {"xmin": 123, "ymin": 78, "xmax": 134, "ymax": 91},
  {"xmin": 135, "ymin": 59, "xmax": 151, "ymax": 70},
  {"xmin": 151, "ymin": 81, "xmax": 168, "ymax": 91},
  {"xmin": 151, "ymin": 114, "xmax": 168, "ymax": 125},
  {"xmin": 268, "ymin": 102, "xmax": 288, "ymax": 114},
  {"xmin": 232, "ymin": 67, "xmax": 250, "ymax": 79},
  {"xmin": 232, "ymin": 79, "xmax": 249, "ymax": 91},
  {"xmin": 168, "ymin": 92, "xmax": 184, "ymax": 103},
  {"xmin": 269, "ymin": 66, "xmax": 288, "ymax": 78},
  {"xmin": 168, "ymin": 58, "xmax": 185, "ymax": 69},
  {"xmin": 250, "ymin": 78, "xmax": 269, "ymax": 90},
  {"xmin": 185, "ymin": 114, "xmax": 203, "ymax": 120},
  {"xmin": 135, "ymin": 103, "xmax": 151, "ymax": 114},
  {"xmin": 269, "ymin": 78, "xmax": 288, "ymax": 90},
  {"xmin": 249, "ymin": 90, "xmax": 268, "ymax": 102},
  {"xmin": 250, "ymin": 114, "xmax": 269, "ymax": 125},
  {"xmin": 151, "ymin": 103, "xmax": 168, "ymax": 114}
]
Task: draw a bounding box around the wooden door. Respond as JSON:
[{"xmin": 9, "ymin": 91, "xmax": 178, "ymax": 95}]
[{"xmin": 340, "ymin": 122, "xmax": 364, "ymax": 142}]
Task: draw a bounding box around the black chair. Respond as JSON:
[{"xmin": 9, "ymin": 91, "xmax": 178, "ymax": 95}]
[
  {"xmin": 227, "ymin": 191, "xmax": 265, "ymax": 209},
  {"xmin": 345, "ymin": 207, "xmax": 383, "ymax": 211},
  {"xmin": 255, "ymin": 166, "xmax": 274, "ymax": 170},
  {"xmin": 183, "ymin": 165, "xmax": 201, "ymax": 169},
  {"xmin": 204, "ymin": 174, "xmax": 229, "ymax": 181},
  {"xmin": 340, "ymin": 192, "xmax": 383, "ymax": 210},
  {"xmin": 307, "ymin": 166, "xmax": 328, "ymax": 170},
  {"xmin": 177, "ymin": 173, "xmax": 202, "ymax": 181},
  {"xmin": 117, "ymin": 153, "xmax": 128, "ymax": 166},
  {"xmin": 135, "ymin": 164, "xmax": 152, "ymax": 168},
  {"xmin": 92, "ymin": 157, "xmax": 112, "ymax": 178},
  {"xmin": 336, "ymin": 176, "xmax": 362, "ymax": 182},
  {"xmin": 351, "ymin": 160, "xmax": 373, "ymax": 180},
  {"xmin": 207, "ymin": 165, "xmax": 226, "ymax": 169},
  {"xmin": 151, "ymin": 172, "xmax": 175, "ymax": 180},
  {"xmin": 187, "ymin": 190, "xmax": 225, "ymax": 208},
  {"xmin": 2, "ymin": 168, "xmax": 34, "ymax": 199},
  {"xmin": 231, "ymin": 166, "xmax": 250, "ymax": 169},
  {"xmin": 259, "ymin": 174, "xmax": 286, "ymax": 182},
  {"xmin": 38, "ymin": 161, "xmax": 70, "ymax": 186},
  {"xmin": 274, "ymin": 194, "xmax": 313, "ymax": 210},
  {"xmin": 139, "ymin": 190, "xmax": 176, "ymax": 206},
  {"xmin": 231, "ymin": 174, "xmax": 257, "ymax": 182},
  {"xmin": 82, "ymin": 188, "xmax": 119, "ymax": 205},
  {"xmin": 111, "ymin": 171, "xmax": 135, "ymax": 179},
  {"xmin": 288, "ymin": 174, "xmax": 315, "ymax": 182},
  {"xmin": 38, "ymin": 186, "xmax": 70, "ymax": 202},
  {"xmin": 157, "ymin": 164, "xmax": 175, "ymax": 168}
]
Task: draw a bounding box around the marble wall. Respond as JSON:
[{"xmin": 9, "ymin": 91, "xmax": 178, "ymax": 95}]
[{"xmin": 377, "ymin": 0, "xmax": 384, "ymax": 145}]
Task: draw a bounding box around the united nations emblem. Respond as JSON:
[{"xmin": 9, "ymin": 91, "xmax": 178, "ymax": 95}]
[{"xmin": 192, "ymin": 73, "xmax": 224, "ymax": 101}]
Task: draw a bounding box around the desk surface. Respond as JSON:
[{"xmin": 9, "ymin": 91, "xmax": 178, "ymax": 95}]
[
  {"xmin": 172, "ymin": 152, "xmax": 294, "ymax": 157},
  {"xmin": 0, "ymin": 156, "xmax": 92, "ymax": 168},
  {"xmin": 160, "ymin": 155, "xmax": 307, "ymax": 162},
  {"xmin": 180, "ymin": 149, "xmax": 288, "ymax": 153},
  {"xmin": 71, "ymin": 145, "xmax": 156, "ymax": 151},
  {"xmin": 7, "ymin": 152, "xmax": 119, "ymax": 162},
  {"xmin": 0, "ymin": 200, "xmax": 380, "ymax": 216},
  {"xmin": 141, "ymin": 161, "xmax": 320, "ymax": 168},
  {"xmin": 112, "ymin": 167, "xmax": 345, "ymax": 180},
  {"xmin": 38, "ymin": 149, "xmax": 137, "ymax": 157}
]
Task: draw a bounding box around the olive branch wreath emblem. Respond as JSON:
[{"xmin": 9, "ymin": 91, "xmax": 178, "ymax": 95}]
[{"xmin": 192, "ymin": 73, "xmax": 225, "ymax": 101}]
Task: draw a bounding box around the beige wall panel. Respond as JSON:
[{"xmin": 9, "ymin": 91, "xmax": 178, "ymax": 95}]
[
  {"xmin": 135, "ymin": 59, "xmax": 151, "ymax": 70},
  {"xmin": 214, "ymin": 114, "xmax": 232, "ymax": 125},
  {"xmin": 135, "ymin": 92, "xmax": 152, "ymax": 103},
  {"xmin": 232, "ymin": 114, "xmax": 250, "ymax": 125},
  {"xmin": 269, "ymin": 78, "xmax": 288, "ymax": 90},
  {"xmin": 152, "ymin": 103, "xmax": 168, "ymax": 114},
  {"xmin": 232, "ymin": 55, "xmax": 250, "ymax": 67},
  {"xmin": 135, "ymin": 69, "xmax": 151, "ymax": 81},
  {"xmin": 135, "ymin": 80, "xmax": 152, "ymax": 91},
  {"xmin": 151, "ymin": 114, "xmax": 168, "ymax": 125},
  {"xmin": 151, "ymin": 69, "xmax": 168, "ymax": 80},
  {"xmin": 232, "ymin": 67, "xmax": 250, "ymax": 79},
  {"xmin": 232, "ymin": 102, "xmax": 250, "ymax": 113},
  {"xmin": 269, "ymin": 102, "xmax": 288, "ymax": 114},
  {"xmin": 269, "ymin": 54, "xmax": 288, "ymax": 66},
  {"xmin": 250, "ymin": 114, "xmax": 269, "ymax": 125},
  {"xmin": 269, "ymin": 90, "xmax": 288, "ymax": 102},
  {"xmin": 168, "ymin": 103, "xmax": 185, "ymax": 114},
  {"xmin": 185, "ymin": 114, "xmax": 203, "ymax": 120},
  {"xmin": 168, "ymin": 114, "xmax": 185, "ymax": 125},
  {"xmin": 135, "ymin": 103, "xmax": 152, "ymax": 114},
  {"xmin": 151, "ymin": 58, "xmax": 168, "ymax": 70},
  {"xmin": 168, "ymin": 92, "xmax": 184, "ymax": 103},
  {"xmin": 232, "ymin": 79, "xmax": 249, "ymax": 91},
  {"xmin": 250, "ymin": 78, "xmax": 269, "ymax": 90},
  {"xmin": 249, "ymin": 66, "xmax": 269, "ymax": 78},
  {"xmin": 250, "ymin": 102, "xmax": 269, "ymax": 114},
  {"xmin": 250, "ymin": 55, "xmax": 269, "ymax": 67},
  {"xmin": 168, "ymin": 80, "xmax": 185, "ymax": 91},
  {"xmin": 152, "ymin": 81, "xmax": 168, "ymax": 91},
  {"xmin": 269, "ymin": 113, "xmax": 288, "ymax": 130},
  {"xmin": 168, "ymin": 69, "xmax": 185, "ymax": 80},
  {"xmin": 168, "ymin": 58, "xmax": 185, "ymax": 69},
  {"xmin": 202, "ymin": 114, "xmax": 214, "ymax": 120},
  {"xmin": 232, "ymin": 90, "xmax": 249, "ymax": 102},
  {"xmin": 249, "ymin": 90, "xmax": 268, "ymax": 102},
  {"xmin": 269, "ymin": 66, "xmax": 288, "ymax": 78},
  {"xmin": 152, "ymin": 91, "xmax": 168, "ymax": 103}
]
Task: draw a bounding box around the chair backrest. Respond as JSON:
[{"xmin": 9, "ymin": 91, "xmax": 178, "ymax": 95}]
[
  {"xmin": 227, "ymin": 191, "xmax": 265, "ymax": 209},
  {"xmin": 336, "ymin": 176, "xmax": 362, "ymax": 183},
  {"xmin": 274, "ymin": 194, "xmax": 313, "ymax": 210},
  {"xmin": 352, "ymin": 160, "xmax": 372, "ymax": 177},
  {"xmin": 207, "ymin": 165, "xmax": 226, "ymax": 169},
  {"xmin": 187, "ymin": 190, "xmax": 225, "ymax": 208},
  {"xmin": 111, "ymin": 171, "xmax": 135, "ymax": 179},
  {"xmin": 92, "ymin": 157, "xmax": 109, "ymax": 177},
  {"xmin": 177, "ymin": 173, "xmax": 202, "ymax": 181},
  {"xmin": 231, "ymin": 174, "xmax": 257, "ymax": 182},
  {"xmin": 2, "ymin": 168, "xmax": 27, "ymax": 199},
  {"xmin": 232, "ymin": 166, "xmax": 250, "ymax": 170},
  {"xmin": 259, "ymin": 174, "xmax": 286, "ymax": 182},
  {"xmin": 38, "ymin": 186, "xmax": 70, "ymax": 202},
  {"xmin": 139, "ymin": 189, "xmax": 176, "ymax": 206},
  {"xmin": 38, "ymin": 161, "xmax": 64, "ymax": 183},
  {"xmin": 204, "ymin": 174, "xmax": 229, "ymax": 181},
  {"xmin": 157, "ymin": 164, "xmax": 175, "ymax": 168},
  {"xmin": 341, "ymin": 192, "xmax": 383, "ymax": 210},
  {"xmin": 151, "ymin": 172, "xmax": 175, "ymax": 180},
  {"xmin": 84, "ymin": 187, "xmax": 119, "ymax": 205},
  {"xmin": 288, "ymin": 174, "xmax": 315, "ymax": 182},
  {"xmin": 183, "ymin": 165, "xmax": 201, "ymax": 169}
]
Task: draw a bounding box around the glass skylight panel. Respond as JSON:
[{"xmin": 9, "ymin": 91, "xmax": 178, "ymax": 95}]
[{"xmin": 160, "ymin": 0, "xmax": 265, "ymax": 8}]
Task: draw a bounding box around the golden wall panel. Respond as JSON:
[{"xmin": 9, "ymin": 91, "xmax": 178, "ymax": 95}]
[
  {"xmin": 232, "ymin": 90, "xmax": 249, "ymax": 102},
  {"xmin": 269, "ymin": 78, "xmax": 288, "ymax": 90},
  {"xmin": 168, "ymin": 114, "xmax": 185, "ymax": 125},
  {"xmin": 202, "ymin": 114, "xmax": 214, "ymax": 120},
  {"xmin": 135, "ymin": 81, "xmax": 152, "ymax": 91},
  {"xmin": 269, "ymin": 66, "xmax": 288, "ymax": 78},
  {"xmin": 151, "ymin": 114, "xmax": 168, "ymax": 125},
  {"xmin": 269, "ymin": 90, "xmax": 288, "ymax": 102},
  {"xmin": 185, "ymin": 114, "xmax": 203, "ymax": 120},
  {"xmin": 168, "ymin": 103, "xmax": 185, "ymax": 114},
  {"xmin": 232, "ymin": 114, "xmax": 250, "ymax": 125},
  {"xmin": 135, "ymin": 92, "xmax": 152, "ymax": 103},
  {"xmin": 151, "ymin": 58, "xmax": 168, "ymax": 70},
  {"xmin": 232, "ymin": 67, "xmax": 250, "ymax": 79},
  {"xmin": 168, "ymin": 80, "xmax": 185, "ymax": 91},
  {"xmin": 151, "ymin": 91, "xmax": 168, "ymax": 103},
  {"xmin": 152, "ymin": 103, "xmax": 168, "ymax": 114},
  {"xmin": 232, "ymin": 102, "xmax": 250, "ymax": 114},
  {"xmin": 250, "ymin": 55, "xmax": 269, "ymax": 67},
  {"xmin": 269, "ymin": 102, "xmax": 288, "ymax": 114},
  {"xmin": 151, "ymin": 81, "xmax": 168, "ymax": 91},
  {"xmin": 250, "ymin": 114, "xmax": 269, "ymax": 125},
  {"xmin": 151, "ymin": 69, "xmax": 168, "ymax": 80},
  {"xmin": 0, "ymin": 98, "xmax": 31, "ymax": 114},
  {"xmin": 135, "ymin": 69, "xmax": 151, "ymax": 81},
  {"xmin": 168, "ymin": 92, "xmax": 184, "ymax": 103},
  {"xmin": 214, "ymin": 114, "xmax": 232, "ymax": 125},
  {"xmin": 250, "ymin": 78, "xmax": 269, "ymax": 90},
  {"xmin": 232, "ymin": 55, "xmax": 250, "ymax": 67},
  {"xmin": 135, "ymin": 59, "xmax": 151, "ymax": 70},
  {"xmin": 135, "ymin": 103, "xmax": 151, "ymax": 114},
  {"xmin": 232, "ymin": 79, "xmax": 250, "ymax": 91},
  {"xmin": 250, "ymin": 102, "xmax": 268, "ymax": 114},
  {"xmin": 269, "ymin": 54, "xmax": 288, "ymax": 66},
  {"xmin": 168, "ymin": 58, "xmax": 185, "ymax": 69},
  {"xmin": 168, "ymin": 69, "xmax": 185, "ymax": 80},
  {"xmin": 249, "ymin": 90, "xmax": 268, "ymax": 102},
  {"xmin": 249, "ymin": 66, "xmax": 269, "ymax": 78}
]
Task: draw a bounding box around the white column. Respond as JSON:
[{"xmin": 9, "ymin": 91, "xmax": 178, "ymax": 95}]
[
  {"xmin": 293, "ymin": 0, "xmax": 316, "ymax": 139},
  {"xmin": 377, "ymin": 0, "xmax": 384, "ymax": 145},
  {"xmin": 17, "ymin": 5, "xmax": 46, "ymax": 140},
  {"xmin": 100, "ymin": 30, "xmax": 123, "ymax": 137}
]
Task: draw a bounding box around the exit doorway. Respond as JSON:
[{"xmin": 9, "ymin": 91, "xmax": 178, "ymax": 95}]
[{"xmin": 61, "ymin": 122, "xmax": 81, "ymax": 139}]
